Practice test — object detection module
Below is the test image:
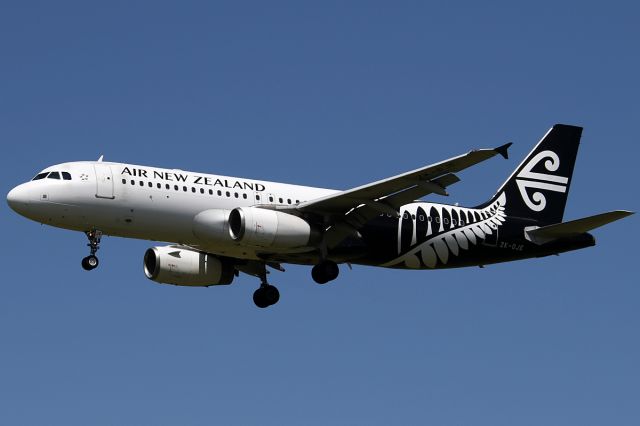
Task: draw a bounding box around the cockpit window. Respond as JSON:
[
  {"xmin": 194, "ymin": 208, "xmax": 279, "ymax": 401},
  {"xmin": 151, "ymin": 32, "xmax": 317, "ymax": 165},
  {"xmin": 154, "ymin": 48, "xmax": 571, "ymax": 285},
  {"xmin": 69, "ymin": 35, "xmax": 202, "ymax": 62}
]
[
  {"xmin": 32, "ymin": 172, "xmax": 49, "ymax": 181},
  {"xmin": 31, "ymin": 171, "xmax": 71, "ymax": 181}
]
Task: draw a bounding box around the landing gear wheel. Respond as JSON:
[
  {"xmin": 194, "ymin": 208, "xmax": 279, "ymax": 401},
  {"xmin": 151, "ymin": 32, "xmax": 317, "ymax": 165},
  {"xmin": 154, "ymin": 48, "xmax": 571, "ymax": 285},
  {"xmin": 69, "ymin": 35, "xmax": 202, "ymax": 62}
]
[
  {"xmin": 312, "ymin": 260, "xmax": 339, "ymax": 284},
  {"xmin": 82, "ymin": 229, "xmax": 102, "ymax": 271},
  {"xmin": 253, "ymin": 289, "xmax": 268, "ymax": 308},
  {"xmin": 264, "ymin": 285, "xmax": 280, "ymax": 305},
  {"xmin": 81, "ymin": 255, "xmax": 99, "ymax": 271},
  {"xmin": 253, "ymin": 285, "xmax": 280, "ymax": 308}
]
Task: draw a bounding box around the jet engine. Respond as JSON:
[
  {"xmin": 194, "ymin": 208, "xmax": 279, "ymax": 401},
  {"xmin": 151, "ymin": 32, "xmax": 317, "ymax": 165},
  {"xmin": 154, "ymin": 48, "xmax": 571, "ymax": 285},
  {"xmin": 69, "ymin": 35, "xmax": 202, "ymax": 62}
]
[
  {"xmin": 228, "ymin": 207, "xmax": 318, "ymax": 249},
  {"xmin": 143, "ymin": 245, "xmax": 234, "ymax": 286},
  {"xmin": 192, "ymin": 208, "xmax": 232, "ymax": 244}
]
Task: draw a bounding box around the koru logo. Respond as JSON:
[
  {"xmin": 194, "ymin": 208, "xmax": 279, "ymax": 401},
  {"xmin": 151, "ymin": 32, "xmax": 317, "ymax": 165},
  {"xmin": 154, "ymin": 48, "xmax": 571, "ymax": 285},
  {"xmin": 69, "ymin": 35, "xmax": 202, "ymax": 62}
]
[{"xmin": 515, "ymin": 150, "xmax": 568, "ymax": 212}]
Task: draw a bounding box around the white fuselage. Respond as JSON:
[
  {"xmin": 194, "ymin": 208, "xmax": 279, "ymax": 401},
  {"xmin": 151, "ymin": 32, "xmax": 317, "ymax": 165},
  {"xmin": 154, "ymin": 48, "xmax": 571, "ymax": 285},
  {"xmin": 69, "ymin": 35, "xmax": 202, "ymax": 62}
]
[{"xmin": 8, "ymin": 161, "xmax": 337, "ymax": 260}]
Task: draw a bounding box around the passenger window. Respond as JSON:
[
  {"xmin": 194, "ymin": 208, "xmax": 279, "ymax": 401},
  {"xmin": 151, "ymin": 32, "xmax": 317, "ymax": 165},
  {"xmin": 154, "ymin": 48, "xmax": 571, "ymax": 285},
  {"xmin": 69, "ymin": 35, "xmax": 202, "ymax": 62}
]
[
  {"xmin": 287, "ymin": 199, "xmax": 291, "ymax": 204},
  {"xmin": 200, "ymin": 188, "xmax": 204, "ymax": 194},
  {"xmin": 243, "ymin": 194, "xmax": 247, "ymax": 199},
  {"xmin": 48, "ymin": 172, "xmax": 60, "ymax": 179},
  {"xmin": 226, "ymin": 191, "xmax": 230, "ymax": 197},
  {"xmin": 131, "ymin": 180, "xmax": 135, "ymax": 185},
  {"xmin": 296, "ymin": 200, "xmax": 300, "ymax": 204},
  {"xmin": 122, "ymin": 179, "xmax": 126, "ymax": 184},
  {"xmin": 139, "ymin": 181, "xmax": 144, "ymax": 186},
  {"xmin": 148, "ymin": 182, "xmax": 153, "ymax": 188},
  {"xmin": 191, "ymin": 187, "xmax": 196, "ymax": 193},
  {"xmin": 269, "ymin": 196, "xmax": 274, "ymax": 202},
  {"xmin": 217, "ymin": 190, "xmax": 222, "ymax": 196},
  {"xmin": 256, "ymin": 195, "xmax": 261, "ymax": 201},
  {"xmin": 174, "ymin": 185, "xmax": 179, "ymax": 191},
  {"xmin": 32, "ymin": 172, "xmax": 49, "ymax": 181},
  {"xmin": 279, "ymin": 197, "xmax": 283, "ymax": 203},
  {"xmin": 209, "ymin": 189, "xmax": 213, "ymax": 195},
  {"xmin": 157, "ymin": 183, "xmax": 161, "ymax": 189},
  {"xmin": 62, "ymin": 172, "xmax": 72, "ymax": 180},
  {"xmin": 165, "ymin": 184, "xmax": 170, "ymax": 190},
  {"xmin": 183, "ymin": 186, "xmax": 187, "ymax": 192},
  {"xmin": 234, "ymin": 193, "xmax": 238, "ymax": 198}
]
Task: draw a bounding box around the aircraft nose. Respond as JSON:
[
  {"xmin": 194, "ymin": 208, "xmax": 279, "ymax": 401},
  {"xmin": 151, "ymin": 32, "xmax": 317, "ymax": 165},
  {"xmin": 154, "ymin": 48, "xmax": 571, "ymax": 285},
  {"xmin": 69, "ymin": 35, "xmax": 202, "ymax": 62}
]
[{"xmin": 7, "ymin": 184, "xmax": 30, "ymax": 215}]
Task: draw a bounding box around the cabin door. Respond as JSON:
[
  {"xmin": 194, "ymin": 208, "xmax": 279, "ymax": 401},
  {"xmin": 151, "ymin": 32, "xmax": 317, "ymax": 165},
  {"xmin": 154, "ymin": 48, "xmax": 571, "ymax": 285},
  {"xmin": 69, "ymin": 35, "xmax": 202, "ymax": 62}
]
[{"xmin": 94, "ymin": 164, "xmax": 115, "ymax": 199}]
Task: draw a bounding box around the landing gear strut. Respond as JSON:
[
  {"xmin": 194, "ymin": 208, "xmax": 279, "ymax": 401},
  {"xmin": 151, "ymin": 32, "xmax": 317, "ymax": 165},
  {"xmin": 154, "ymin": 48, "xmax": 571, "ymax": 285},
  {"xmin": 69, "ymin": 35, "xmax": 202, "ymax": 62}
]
[
  {"xmin": 81, "ymin": 230, "xmax": 102, "ymax": 271},
  {"xmin": 252, "ymin": 267, "xmax": 280, "ymax": 308},
  {"xmin": 312, "ymin": 260, "xmax": 339, "ymax": 284}
]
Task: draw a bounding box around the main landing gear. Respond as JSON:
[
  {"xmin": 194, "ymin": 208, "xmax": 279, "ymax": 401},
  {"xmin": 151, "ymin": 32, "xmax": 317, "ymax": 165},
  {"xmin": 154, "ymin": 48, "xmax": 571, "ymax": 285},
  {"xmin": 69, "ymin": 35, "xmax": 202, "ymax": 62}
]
[
  {"xmin": 253, "ymin": 284, "xmax": 280, "ymax": 309},
  {"xmin": 253, "ymin": 269, "xmax": 280, "ymax": 309},
  {"xmin": 235, "ymin": 261, "xmax": 281, "ymax": 308},
  {"xmin": 311, "ymin": 260, "xmax": 339, "ymax": 284},
  {"xmin": 81, "ymin": 230, "xmax": 102, "ymax": 271}
]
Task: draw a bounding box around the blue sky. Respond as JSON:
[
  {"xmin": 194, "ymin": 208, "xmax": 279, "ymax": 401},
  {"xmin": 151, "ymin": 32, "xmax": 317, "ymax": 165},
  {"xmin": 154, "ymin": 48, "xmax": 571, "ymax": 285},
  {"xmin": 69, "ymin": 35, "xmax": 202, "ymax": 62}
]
[{"xmin": 1, "ymin": 1, "xmax": 638, "ymax": 425}]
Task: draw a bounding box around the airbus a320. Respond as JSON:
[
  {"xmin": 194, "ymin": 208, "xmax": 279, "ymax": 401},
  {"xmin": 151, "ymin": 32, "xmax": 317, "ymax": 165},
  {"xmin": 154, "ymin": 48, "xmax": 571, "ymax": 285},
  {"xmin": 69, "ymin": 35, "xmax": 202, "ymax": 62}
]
[{"xmin": 7, "ymin": 124, "xmax": 633, "ymax": 308}]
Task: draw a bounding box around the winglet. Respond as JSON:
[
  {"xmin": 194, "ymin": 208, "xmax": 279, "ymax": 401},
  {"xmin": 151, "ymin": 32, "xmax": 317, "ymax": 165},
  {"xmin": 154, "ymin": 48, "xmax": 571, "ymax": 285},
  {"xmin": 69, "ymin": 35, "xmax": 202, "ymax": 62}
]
[{"xmin": 494, "ymin": 142, "xmax": 512, "ymax": 160}]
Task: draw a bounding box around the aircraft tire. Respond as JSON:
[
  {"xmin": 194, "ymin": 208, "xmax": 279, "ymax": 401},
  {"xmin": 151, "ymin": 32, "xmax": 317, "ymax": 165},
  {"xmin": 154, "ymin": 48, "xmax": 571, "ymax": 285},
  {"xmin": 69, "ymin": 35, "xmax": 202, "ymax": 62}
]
[
  {"xmin": 253, "ymin": 285, "xmax": 279, "ymax": 308},
  {"xmin": 312, "ymin": 261, "xmax": 339, "ymax": 284},
  {"xmin": 82, "ymin": 255, "xmax": 99, "ymax": 271},
  {"xmin": 264, "ymin": 285, "xmax": 280, "ymax": 306}
]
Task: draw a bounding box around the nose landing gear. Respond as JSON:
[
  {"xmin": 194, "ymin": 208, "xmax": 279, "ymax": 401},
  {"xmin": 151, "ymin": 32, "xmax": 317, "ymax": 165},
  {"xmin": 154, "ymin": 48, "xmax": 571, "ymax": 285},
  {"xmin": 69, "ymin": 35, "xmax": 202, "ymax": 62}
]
[
  {"xmin": 81, "ymin": 230, "xmax": 102, "ymax": 271},
  {"xmin": 81, "ymin": 255, "xmax": 99, "ymax": 270}
]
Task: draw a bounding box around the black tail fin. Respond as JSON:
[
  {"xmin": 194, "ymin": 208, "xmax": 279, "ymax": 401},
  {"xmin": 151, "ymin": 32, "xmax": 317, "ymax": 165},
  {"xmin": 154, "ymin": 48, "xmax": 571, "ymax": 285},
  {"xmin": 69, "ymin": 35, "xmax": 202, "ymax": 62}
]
[{"xmin": 483, "ymin": 124, "xmax": 582, "ymax": 225}]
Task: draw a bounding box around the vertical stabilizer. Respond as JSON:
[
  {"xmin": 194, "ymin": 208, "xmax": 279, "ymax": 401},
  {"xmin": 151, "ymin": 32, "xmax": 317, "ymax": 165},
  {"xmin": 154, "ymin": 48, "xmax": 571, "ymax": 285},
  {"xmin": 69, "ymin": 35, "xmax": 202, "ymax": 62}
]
[{"xmin": 483, "ymin": 124, "xmax": 582, "ymax": 225}]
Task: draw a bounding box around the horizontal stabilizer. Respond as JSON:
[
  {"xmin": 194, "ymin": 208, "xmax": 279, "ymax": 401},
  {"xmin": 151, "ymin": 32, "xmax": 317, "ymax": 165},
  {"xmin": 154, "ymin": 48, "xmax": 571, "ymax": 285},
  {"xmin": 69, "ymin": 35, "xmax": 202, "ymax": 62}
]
[{"xmin": 525, "ymin": 210, "xmax": 634, "ymax": 244}]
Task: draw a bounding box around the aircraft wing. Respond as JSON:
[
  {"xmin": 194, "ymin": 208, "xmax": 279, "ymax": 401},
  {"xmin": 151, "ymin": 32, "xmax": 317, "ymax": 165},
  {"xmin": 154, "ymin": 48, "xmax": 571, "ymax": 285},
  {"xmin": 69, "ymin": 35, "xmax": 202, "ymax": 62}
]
[
  {"xmin": 296, "ymin": 143, "xmax": 512, "ymax": 248},
  {"xmin": 298, "ymin": 143, "xmax": 512, "ymax": 216}
]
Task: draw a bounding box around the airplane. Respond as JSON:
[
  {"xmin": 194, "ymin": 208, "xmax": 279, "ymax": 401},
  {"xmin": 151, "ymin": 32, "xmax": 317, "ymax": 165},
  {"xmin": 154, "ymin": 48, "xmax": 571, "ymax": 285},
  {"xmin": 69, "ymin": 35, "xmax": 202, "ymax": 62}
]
[{"xmin": 6, "ymin": 124, "xmax": 634, "ymax": 308}]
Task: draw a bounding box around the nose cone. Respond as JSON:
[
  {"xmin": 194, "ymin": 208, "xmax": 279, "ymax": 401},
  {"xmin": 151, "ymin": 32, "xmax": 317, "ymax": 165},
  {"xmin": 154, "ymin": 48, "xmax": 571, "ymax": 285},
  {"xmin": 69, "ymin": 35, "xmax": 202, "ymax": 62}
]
[{"xmin": 7, "ymin": 184, "xmax": 30, "ymax": 215}]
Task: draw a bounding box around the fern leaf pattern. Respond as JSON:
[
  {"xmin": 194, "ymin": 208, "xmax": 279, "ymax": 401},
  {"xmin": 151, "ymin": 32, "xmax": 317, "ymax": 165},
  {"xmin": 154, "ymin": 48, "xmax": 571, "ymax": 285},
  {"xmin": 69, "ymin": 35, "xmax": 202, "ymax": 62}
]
[{"xmin": 380, "ymin": 192, "xmax": 507, "ymax": 269}]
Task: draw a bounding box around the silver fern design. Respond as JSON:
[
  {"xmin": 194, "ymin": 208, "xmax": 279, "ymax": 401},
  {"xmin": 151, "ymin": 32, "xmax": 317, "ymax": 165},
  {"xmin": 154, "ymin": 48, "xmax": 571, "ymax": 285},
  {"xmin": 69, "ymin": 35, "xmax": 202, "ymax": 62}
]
[{"xmin": 380, "ymin": 193, "xmax": 507, "ymax": 269}]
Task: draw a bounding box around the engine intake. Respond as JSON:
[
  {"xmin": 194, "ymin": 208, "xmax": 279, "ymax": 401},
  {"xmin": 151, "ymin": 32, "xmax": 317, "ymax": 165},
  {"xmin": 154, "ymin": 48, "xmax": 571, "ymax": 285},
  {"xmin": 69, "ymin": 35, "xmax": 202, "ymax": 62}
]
[
  {"xmin": 228, "ymin": 207, "xmax": 317, "ymax": 249},
  {"xmin": 143, "ymin": 246, "xmax": 234, "ymax": 286}
]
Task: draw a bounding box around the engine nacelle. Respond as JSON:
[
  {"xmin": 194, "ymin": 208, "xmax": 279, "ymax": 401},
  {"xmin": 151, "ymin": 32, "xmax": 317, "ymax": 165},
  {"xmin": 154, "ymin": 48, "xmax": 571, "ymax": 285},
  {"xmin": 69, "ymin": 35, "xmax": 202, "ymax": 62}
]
[
  {"xmin": 143, "ymin": 246, "xmax": 234, "ymax": 286},
  {"xmin": 228, "ymin": 207, "xmax": 317, "ymax": 249},
  {"xmin": 192, "ymin": 208, "xmax": 232, "ymax": 244}
]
